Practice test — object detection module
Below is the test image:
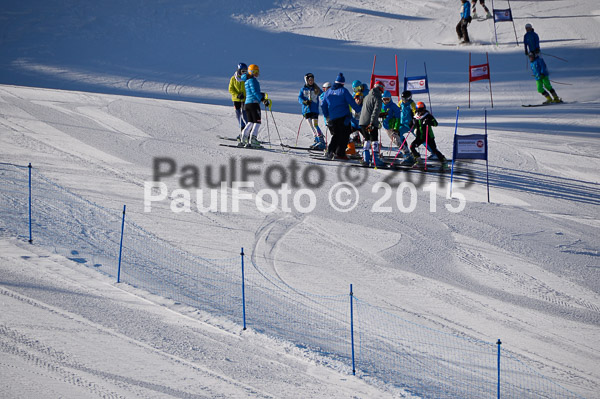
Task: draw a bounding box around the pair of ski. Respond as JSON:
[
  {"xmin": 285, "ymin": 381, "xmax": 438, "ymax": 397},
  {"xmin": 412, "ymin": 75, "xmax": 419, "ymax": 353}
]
[
  {"xmin": 308, "ymin": 152, "xmax": 449, "ymax": 172},
  {"xmin": 521, "ymin": 100, "xmax": 565, "ymax": 107}
]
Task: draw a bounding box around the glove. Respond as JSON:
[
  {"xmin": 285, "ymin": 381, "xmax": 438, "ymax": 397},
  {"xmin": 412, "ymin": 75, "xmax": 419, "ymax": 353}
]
[
  {"xmin": 237, "ymin": 93, "xmax": 244, "ymax": 100},
  {"xmin": 263, "ymin": 98, "xmax": 272, "ymax": 107},
  {"xmin": 366, "ymin": 124, "xmax": 375, "ymax": 133},
  {"xmin": 302, "ymin": 100, "xmax": 311, "ymax": 106},
  {"xmin": 379, "ymin": 111, "xmax": 388, "ymax": 119}
]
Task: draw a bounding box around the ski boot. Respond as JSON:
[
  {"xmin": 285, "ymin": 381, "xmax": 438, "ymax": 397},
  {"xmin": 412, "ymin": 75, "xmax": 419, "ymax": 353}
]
[
  {"xmin": 310, "ymin": 135, "xmax": 326, "ymax": 150},
  {"xmin": 246, "ymin": 136, "xmax": 263, "ymax": 148},
  {"xmin": 237, "ymin": 135, "xmax": 247, "ymax": 147},
  {"xmin": 361, "ymin": 147, "xmax": 371, "ymax": 167}
]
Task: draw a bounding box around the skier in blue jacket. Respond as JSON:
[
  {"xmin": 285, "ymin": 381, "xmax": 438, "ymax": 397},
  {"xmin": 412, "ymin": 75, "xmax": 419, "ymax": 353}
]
[
  {"xmin": 529, "ymin": 53, "xmax": 561, "ymax": 104},
  {"xmin": 321, "ymin": 73, "xmax": 362, "ymax": 159},
  {"xmin": 456, "ymin": 0, "xmax": 472, "ymax": 43},
  {"xmin": 298, "ymin": 73, "xmax": 325, "ymax": 150},
  {"xmin": 240, "ymin": 64, "xmax": 271, "ymax": 148},
  {"xmin": 523, "ymin": 24, "xmax": 541, "ymax": 56},
  {"xmin": 381, "ymin": 91, "xmax": 402, "ymax": 149}
]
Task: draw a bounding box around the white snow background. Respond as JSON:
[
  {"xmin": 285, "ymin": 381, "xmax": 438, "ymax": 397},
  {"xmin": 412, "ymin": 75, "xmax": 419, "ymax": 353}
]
[{"xmin": 1, "ymin": 0, "xmax": 599, "ymax": 398}]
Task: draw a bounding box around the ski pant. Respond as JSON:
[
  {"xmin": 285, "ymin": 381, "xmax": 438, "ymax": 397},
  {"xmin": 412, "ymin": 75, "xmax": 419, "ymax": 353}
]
[
  {"xmin": 304, "ymin": 112, "xmax": 323, "ymax": 138},
  {"xmin": 456, "ymin": 19, "xmax": 470, "ymax": 42},
  {"xmin": 410, "ymin": 134, "xmax": 446, "ymax": 161},
  {"xmin": 471, "ymin": 0, "xmax": 489, "ymax": 13},
  {"xmin": 536, "ymin": 76, "xmax": 554, "ymax": 94},
  {"xmin": 360, "ymin": 125, "xmax": 379, "ymax": 143},
  {"xmin": 326, "ymin": 117, "xmax": 352, "ymax": 158},
  {"xmin": 234, "ymin": 101, "xmax": 247, "ymax": 130},
  {"xmin": 241, "ymin": 103, "xmax": 261, "ymax": 140}
]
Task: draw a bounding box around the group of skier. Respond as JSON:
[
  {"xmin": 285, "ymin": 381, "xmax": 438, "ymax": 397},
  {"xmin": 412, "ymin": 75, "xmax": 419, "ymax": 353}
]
[{"xmin": 228, "ymin": 65, "xmax": 447, "ymax": 168}]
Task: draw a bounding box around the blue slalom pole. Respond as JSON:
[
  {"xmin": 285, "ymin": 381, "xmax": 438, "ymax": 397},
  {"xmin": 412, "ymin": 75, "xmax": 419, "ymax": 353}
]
[
  {"xmin": 117, "ymin": 205, "xmax": 126, "ymax": 283},
  {"xmin": 350, "ymin": 284, "xmax": 356, "ymax": 375},
  {"xmin": 241, "ymin": 247, "xmax": 247, "ymax": 330},
  {"xmin": 28, "ymin": 163, "xmax": 32, "ymax": 243},
  {"xmin": 497, "ymin": 339, "xmax": 502, "ymax": 399},
  {"xmin": 450, "ymin": 107, "xmax": 460, "ymax": 197}
]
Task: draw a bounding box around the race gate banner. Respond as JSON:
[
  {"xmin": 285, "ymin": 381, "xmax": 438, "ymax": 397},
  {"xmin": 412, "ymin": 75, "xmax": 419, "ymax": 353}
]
[
  {"xmin": 469, "ymin": 64, "xmax": 491, "ymax": 82},
  {"xmin": 493, "ymin": 9, "xmax": 513, "ymax": 22},
  {"xmin": 372, "ymin": 75, "xmax": 400, "ymax": 96},
  {"xmin": 404, "ymin": 75, "xmax": 429, "ymax": 94},
  {"xmin": 453, "ymin": 134, "xmax": 488, "ymax": 160}
]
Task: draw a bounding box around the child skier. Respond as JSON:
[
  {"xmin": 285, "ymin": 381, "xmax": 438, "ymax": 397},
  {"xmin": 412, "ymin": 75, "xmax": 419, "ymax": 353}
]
[
  {"xmin": 240, "ymin": 64, "xmax": 271, "ymax": 148},
  {"xmin": 298, "ymin": 73, "xmax": 325, "ymax": 150},
  {"xmin": 529, "ymin": 52, "xmax": 561, "ymax": 104},
  {"xmin": 229, "ymin": 62, "xmax": 247, "ymax": 133},
  {"xmin": 359, "ymin": 80, "xmax": 385, "ymax": 167},
  {"xmin": 381, "ymin": 91, "xmax": 402, "ymax": 151},
  {"xmin": 456, "ymin": 0, "xmax": 472, "ymax": 44},
  {"xmin": 409, "ymin": 102, "xmax": 447, "ymax": 165},
  {"xmin": 397, "ymin": 90, "xmax": 416, "ymax": 156}
]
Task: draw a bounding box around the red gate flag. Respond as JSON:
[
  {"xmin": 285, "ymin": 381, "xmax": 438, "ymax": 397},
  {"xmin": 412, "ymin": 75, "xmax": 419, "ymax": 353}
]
[
  {"xmin": 469, "ymin": 63, "xmax": 491, "ymax": 82},
  {"xmin": 370, "ymin": 55, "xmax": 400, "ymax": 97}
]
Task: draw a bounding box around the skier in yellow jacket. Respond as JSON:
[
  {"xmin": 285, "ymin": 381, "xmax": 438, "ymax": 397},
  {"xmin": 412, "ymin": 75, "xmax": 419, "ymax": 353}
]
[{"xmin": 229, "ymin": 62, "xmax": 247, "ymax": 132}]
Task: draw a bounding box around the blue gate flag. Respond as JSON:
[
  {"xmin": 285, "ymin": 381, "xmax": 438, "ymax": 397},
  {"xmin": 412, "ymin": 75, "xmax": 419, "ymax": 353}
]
[
  {"xmin": 404, "ymin": 75, "xmax": 429, "ymax": 94},
  {"xmin": 493, "ymin": 9, "xmax": 513, "ymax": 22},
  {"xmin": 453, "ymin": 134, "xmax": 488, "ymax": 160}
]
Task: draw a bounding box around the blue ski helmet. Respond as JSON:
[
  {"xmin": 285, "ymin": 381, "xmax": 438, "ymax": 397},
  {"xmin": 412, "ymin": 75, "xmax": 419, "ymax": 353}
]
[
  {"xmin": 382, "ymin": 90, "xmax": 392, "ymax": 99},
  {"xmin": 352, "ymin": 79, "xmax": 362, "ymax": 89},
  {"xmin": 237, "ymin": 62, "xmax": 248, "ymax": 72}
]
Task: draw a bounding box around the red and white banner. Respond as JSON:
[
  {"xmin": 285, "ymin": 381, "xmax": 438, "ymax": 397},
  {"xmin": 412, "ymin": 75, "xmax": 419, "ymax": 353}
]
[
  {"xmin": 371, "ymin": 74, "xmax": 400, "ymax": 96},
  {"xmin": 469, "ymin": 63, "xmax": 491, "ymax": 82}
]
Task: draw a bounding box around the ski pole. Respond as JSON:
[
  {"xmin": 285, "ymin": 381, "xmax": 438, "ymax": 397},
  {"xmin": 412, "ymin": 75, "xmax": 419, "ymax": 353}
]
[
  {"xmin": 264, "ymin": 102, "xmax": 272, "ymax": 149},
  {"xmin": 541, "ymin": 52, "xmax": 568, "ymax": 62},
  {"xmin": 549, "ymin": 79, "xmax": 573, "ymax": 86},
  {"xmin": 268, "ymin": 108, "xmax": 285, "ymax": 148},
  {"xmin": 424, "ymin": 125, "xmax": 430, "ymax": 171},
  {"xmin": 389, "ymin": 130, "xmax": 412, "ymax": 167},
  {"xmin": 295, "ymin": 117, "xmax": 305, "ymax": 146}
]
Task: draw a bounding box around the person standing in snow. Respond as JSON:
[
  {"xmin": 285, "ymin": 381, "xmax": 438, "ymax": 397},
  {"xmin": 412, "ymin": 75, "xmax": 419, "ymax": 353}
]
[
  {"xmin": 409, "ymin": 102, "xmax": 447, "ymax": 165},
  {"xmin": 229, "ymin": 62, "xmax": 247, "ymax": 133},
  {"xmin": 397, "ymin": 90, "xmax": 416, "ymax": 156},
  {"xmin": 471, "ymin": 0, "xmax": 492, "ymax": 19},
  {"xmin": 456, "ymin": 0, "xmax": 472, "ymax": 44},
  {"xmin": 298, "ymin": 73, "xmax": 326, "ymax": 150},
  {"xmin": 528, "ymin": 52, "xmax": 561, "ymax": 104},
  {"xmin": 359, "ymin": 80, "xmax": 385, "ymax": 167},
  {"xmin": 523, "ymin": 23, "xmax": 541, "ymax": 56},
  {"xmin": 240, "ymin": 64, "xmax": 271, "ymax": 148},
  {"xmin": 381, "ymin": 90, "xmax": 402, "ymax": 150},
  {"xmin": 321, "ymin": 73, "xmax": 361, "ymax": 160}
]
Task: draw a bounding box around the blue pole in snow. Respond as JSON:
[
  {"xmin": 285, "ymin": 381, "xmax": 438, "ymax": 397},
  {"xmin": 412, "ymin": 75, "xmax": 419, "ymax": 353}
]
[
  {"xmin": 117, "ymin": 205, "xmax": 126, "ymax": 283},
  {"xmin": 28, "ymin": 163, "xmax": 32, "ymax": 243},
  {"xmin": 350, "ymin": 284, "xmax": 356, "ymax": 375},
  {"xmin": 241, "ymin": 247, "xmax": 247, "ymax": 330},
  {"xmin": 497, "ymin": 339, "xmax": 502, "ymax": 399}
]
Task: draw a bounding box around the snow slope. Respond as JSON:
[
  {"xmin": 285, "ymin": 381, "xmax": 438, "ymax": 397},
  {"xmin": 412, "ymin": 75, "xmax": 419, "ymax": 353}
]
[{"xmin": 1, "ymin": 0, "xmax": 599, "ymax": 398}]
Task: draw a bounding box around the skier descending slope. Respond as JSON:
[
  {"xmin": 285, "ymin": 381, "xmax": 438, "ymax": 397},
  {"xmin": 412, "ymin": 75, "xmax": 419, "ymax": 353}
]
[
  {"xmin": 456, "ymin": 0, "xmax": 472, "ymax": 44},
  {"xmin": 240, "ymin": 64, "xmax": 271, "ymax": 148},
  {"xmin": 298, "ymin": 73, "xmax": 326, "ymax": 150},
  {"xmin": 528, "ymin": 52, "xmax": 562, "ymax": 104}
]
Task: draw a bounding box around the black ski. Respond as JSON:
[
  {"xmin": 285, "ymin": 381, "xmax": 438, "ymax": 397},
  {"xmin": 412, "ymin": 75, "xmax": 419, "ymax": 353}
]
[
  {"xmin": 522, "ymin": 100, "xmax": 565, "ymax": 107},
  {"xmin": 217, "ymin": 135, "xmax": 270, "ymax": 144}
]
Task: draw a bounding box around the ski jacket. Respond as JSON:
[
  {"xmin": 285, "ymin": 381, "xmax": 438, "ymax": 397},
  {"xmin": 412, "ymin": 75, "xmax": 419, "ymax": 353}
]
[
  {"xmin": 382, "ymin": 101, "xmax": 401, "ymax": 130},
  {"xmin": 412, "ymin": 111, "xmax": 438, "ymax": 140},
  {"xmin": 399, "ymin": 100, "xmax": 416, "ymax": 127},
  {"xmin": 359, "ymin": 88, "xmax": 383, "ymax": 127},
  {"xmin": 321, "ymin": 84, "xmax": 361, "ymax": 124},
  {"xmin": 298, "ymin": 84, "xmax": 322, "ymax": 115},
  {"xmin": 229, "ymin": 71, "xmax": 246, "ymax": 102},
  {"xmin": 460, "ymin": 1, "xmax": 471, "ymax": 19},
  {"xmin": 530, "ymin": 57, "xmax": 549, "ymax": 80},
  {"xmin": 523, "ymin": 30, "xmax": 540, "ymax": 55},
  {"xmin": 242, "ymin": 74, "xmax": 263, "ymax": 104}
]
